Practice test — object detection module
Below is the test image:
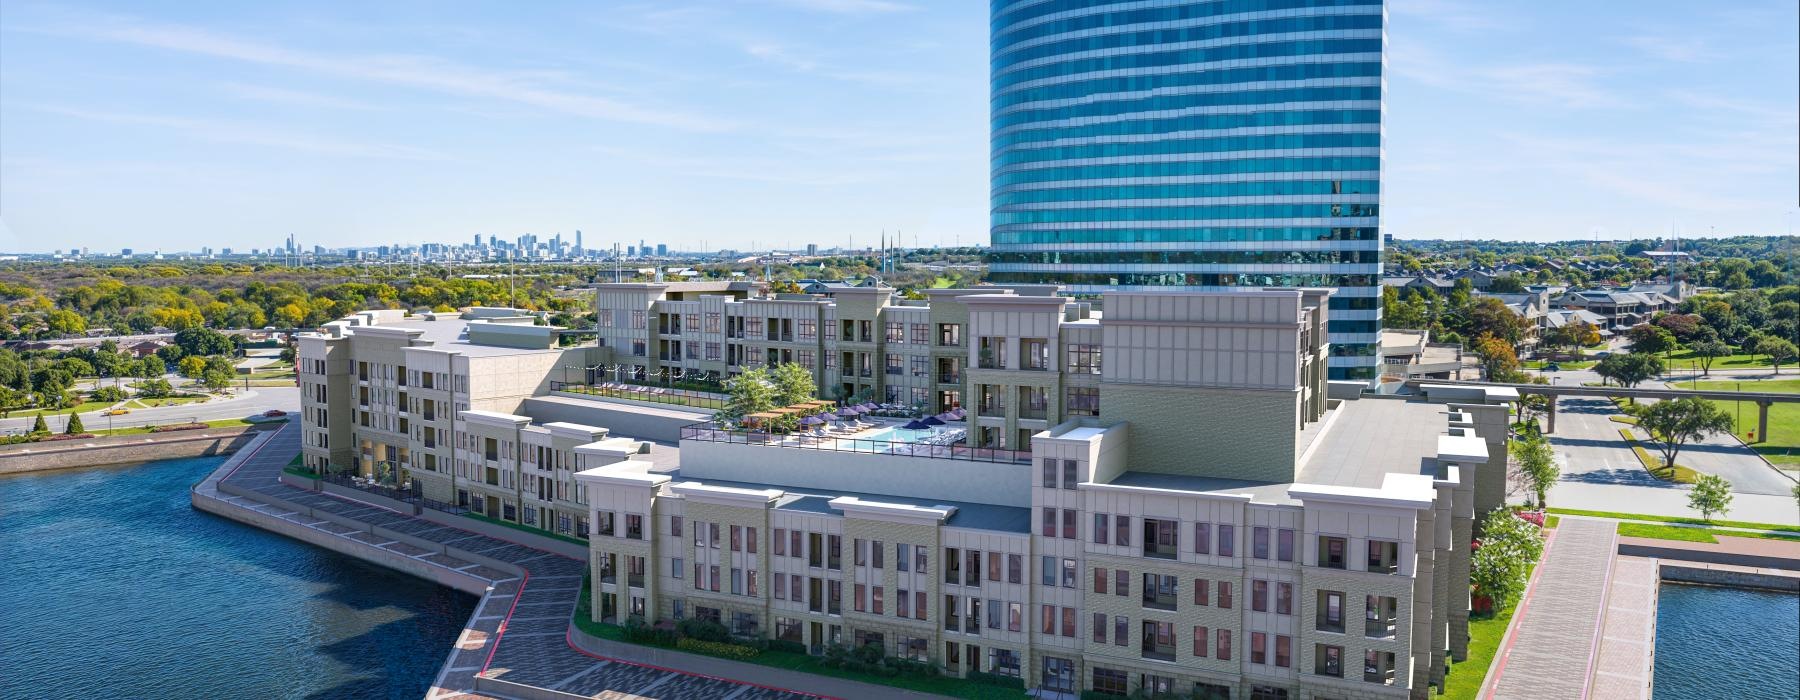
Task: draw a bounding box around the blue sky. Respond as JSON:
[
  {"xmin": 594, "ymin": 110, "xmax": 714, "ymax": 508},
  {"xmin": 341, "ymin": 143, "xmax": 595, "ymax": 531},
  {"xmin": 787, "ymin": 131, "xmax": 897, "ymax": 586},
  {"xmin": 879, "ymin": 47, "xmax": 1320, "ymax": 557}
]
[{"xmin": 0, "ymin": 0, "xmax": 1794, "ymax": 253}]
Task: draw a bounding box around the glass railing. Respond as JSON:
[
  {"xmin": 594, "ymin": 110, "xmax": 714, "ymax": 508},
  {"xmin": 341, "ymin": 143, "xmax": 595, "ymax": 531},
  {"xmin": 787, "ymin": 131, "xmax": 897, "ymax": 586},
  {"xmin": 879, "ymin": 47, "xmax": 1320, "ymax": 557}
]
[{"xmin": 679, "ymin": 422, "xmax": 1030, "ymax": 464}]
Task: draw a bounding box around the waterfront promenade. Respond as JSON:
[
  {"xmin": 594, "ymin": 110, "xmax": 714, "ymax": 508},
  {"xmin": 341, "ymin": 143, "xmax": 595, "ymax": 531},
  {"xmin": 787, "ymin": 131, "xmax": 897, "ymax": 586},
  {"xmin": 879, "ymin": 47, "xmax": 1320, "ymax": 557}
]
[{"xmin": 193, "ymin": 423, "xmax": 935, "ymax": 700}]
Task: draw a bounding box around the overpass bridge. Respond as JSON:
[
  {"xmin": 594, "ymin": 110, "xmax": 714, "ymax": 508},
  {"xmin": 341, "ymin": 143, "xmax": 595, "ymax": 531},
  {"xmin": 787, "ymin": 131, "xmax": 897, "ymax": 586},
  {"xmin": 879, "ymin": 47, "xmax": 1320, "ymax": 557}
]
[{"xmin": 1402, "ymin": 379, "xmax": 1800, "ymax": 442}]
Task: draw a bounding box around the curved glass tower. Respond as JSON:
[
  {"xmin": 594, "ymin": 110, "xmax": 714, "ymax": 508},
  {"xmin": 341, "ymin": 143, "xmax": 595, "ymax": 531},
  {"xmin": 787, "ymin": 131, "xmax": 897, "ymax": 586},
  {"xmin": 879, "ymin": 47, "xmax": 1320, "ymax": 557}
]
[{"xmin": 988, "ymin": 0, "xmax": 1385, "ymax": 380}]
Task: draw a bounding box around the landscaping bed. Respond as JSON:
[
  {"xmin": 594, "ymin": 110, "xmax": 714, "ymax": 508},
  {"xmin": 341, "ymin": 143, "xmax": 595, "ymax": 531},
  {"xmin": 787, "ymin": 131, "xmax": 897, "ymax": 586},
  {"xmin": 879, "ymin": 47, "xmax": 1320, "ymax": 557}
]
[{"xmin": 1617, "ymin": 428, "xmax": 1701, "ymax": 484}]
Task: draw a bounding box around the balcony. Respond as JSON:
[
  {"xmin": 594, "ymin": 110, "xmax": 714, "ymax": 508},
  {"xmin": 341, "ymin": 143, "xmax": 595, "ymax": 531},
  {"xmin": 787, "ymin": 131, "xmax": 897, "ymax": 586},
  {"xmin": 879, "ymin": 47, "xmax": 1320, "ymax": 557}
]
[{"xmin": 938, "ymin": 373, "xmax": 962, "ymax": 384}]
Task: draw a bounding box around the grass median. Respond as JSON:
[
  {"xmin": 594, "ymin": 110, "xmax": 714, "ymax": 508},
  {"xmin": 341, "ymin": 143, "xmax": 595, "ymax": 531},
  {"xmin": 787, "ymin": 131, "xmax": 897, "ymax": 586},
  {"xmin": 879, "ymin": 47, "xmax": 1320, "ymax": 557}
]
[
  {"xmin": 1546, "ymin": 508, "xmax": 1800, "ymax": 533},
  {"xmin": 1616, "ymin": 428, "xmax": 1701, "ymax": 484},
  {"xmin": 1617, "ymin": 522, "xmax": 1800, "ymax": 543}
]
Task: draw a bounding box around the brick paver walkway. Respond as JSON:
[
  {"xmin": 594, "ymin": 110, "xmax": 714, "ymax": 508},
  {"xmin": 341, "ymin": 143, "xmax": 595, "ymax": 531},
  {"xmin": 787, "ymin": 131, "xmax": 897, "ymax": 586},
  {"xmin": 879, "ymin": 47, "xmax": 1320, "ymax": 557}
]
[
  {"xmin": 1589, "ymin": 555, "xmax": 1656, "ymax": 700},
  {"xmin": 195, "ymin": 424, "xmax": 819, "ymax": 700},
  {"xmin": 1487, "ymin": 517, "xmax": 1620, "ymax": 700}
]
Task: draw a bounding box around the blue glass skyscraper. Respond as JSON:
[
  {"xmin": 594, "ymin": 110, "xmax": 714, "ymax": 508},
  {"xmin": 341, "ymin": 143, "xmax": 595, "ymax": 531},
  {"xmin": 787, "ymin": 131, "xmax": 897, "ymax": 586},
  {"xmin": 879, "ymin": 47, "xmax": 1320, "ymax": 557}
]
[{"xmin": 987, "ymin": 0, "xmax": 1385, "ymax": 380}]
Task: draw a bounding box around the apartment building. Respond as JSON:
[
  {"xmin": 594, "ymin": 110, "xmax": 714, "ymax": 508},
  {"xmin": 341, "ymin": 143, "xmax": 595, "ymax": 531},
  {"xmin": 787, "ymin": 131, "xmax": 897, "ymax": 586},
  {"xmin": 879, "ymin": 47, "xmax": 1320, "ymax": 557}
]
[
  {"xmin": 591, "ymin": 281, "xmax": 1058, "ymax": 429},
  {"xmin": 297, "ymin": 307, "xmax": 641, "ymax": 528},
  {"xmin": 575, "ymin": 290, "xmax": 1514, "ymax": 700}
]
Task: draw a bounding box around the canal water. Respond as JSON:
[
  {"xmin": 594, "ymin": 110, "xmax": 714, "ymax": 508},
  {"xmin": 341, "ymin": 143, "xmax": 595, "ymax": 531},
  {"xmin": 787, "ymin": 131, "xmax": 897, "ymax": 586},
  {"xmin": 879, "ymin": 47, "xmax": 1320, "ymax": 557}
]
[
  {"xmin": 0, "ymin": 456, "xmax": 476, "ymax": 700},
  {"xmin": 1653, "ymin": 582, "xmax": 1800, "ymax": 700}
]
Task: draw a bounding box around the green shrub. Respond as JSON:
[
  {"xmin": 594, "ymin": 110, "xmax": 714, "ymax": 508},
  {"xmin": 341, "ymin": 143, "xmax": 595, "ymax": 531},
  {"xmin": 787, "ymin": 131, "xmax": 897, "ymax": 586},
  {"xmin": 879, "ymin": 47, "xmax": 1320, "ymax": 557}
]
[
  {"xmin": 1082, "ymin": 691, "xmax": 1125, "ymax": 700},
  {"xmin": 675, "ymin": 637, "xmax": 760, "ymax": 660},
  {"xmin": 675, "ymin": 617, "xmax": 731, "ymax": 643},
  {"xmin": 965, "ymin": 671, "xmax": 1026, "ymax": 689},
  {"xmin": 767, "ymin": 639, "xmax": 807, "ymax": 655},
  {"xmin": 622, "ymin": 617, "xmax": 678, "ymax": 646}
]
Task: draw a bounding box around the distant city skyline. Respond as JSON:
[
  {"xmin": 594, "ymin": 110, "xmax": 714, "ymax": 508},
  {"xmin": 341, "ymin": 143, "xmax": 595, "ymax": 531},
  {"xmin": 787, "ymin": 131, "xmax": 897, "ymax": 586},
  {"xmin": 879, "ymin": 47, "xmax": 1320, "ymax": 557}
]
[{"xmin": 0, "ymin": 0, "xmax": 1795, "ymax": 252}]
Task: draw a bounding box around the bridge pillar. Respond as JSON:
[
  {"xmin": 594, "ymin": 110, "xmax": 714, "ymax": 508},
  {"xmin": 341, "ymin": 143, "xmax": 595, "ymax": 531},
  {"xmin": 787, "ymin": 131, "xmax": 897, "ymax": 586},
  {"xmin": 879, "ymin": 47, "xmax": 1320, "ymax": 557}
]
[
  {"xmin": 1758, "ymin": 401, "xmax": 1771, "ymax": 444},
  {"xmin": 1545, "ymin": 396, "xmax": 1557, "ymax": 434}
]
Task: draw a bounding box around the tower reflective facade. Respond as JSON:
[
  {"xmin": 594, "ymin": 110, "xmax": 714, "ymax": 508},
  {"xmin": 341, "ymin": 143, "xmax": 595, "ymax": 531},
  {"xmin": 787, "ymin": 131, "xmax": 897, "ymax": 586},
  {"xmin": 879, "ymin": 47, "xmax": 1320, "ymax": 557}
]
[{"xmin": 987, "ymin": 0, "xmax": 1385, "ymax": 380}]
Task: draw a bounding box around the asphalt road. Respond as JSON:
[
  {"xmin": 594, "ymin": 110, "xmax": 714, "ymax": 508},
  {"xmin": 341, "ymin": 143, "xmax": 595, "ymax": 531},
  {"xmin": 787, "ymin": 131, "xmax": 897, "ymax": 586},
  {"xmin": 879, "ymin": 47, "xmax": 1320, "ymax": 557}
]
[{"xmin": 0, "ymin": 386, "xmax": 300, "ymax": 434}]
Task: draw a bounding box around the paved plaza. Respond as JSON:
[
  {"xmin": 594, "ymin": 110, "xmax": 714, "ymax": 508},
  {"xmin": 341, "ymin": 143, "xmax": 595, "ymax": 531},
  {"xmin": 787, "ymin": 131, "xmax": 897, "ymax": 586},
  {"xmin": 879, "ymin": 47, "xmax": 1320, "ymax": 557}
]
[
  {"xmin": 195, "ymin": 424, "xmax": 825, "ymax": 700},
  {"xmin": 1486, "ymin": 518, "xmax": 1619, "ymax": 700}
]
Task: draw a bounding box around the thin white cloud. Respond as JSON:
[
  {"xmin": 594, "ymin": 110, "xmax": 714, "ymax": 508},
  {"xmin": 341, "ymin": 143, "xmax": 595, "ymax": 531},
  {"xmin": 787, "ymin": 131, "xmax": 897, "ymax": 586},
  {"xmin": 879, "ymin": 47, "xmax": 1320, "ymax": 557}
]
[
  {"xmin": 29, "ymin": 104, "xmax": 449, "ymax": 161},
  {"xmin": 29, "ymin": 14, "xmax": 732, "ymax": 132},
  {"xmin": 1620, "ymin": 34, "xmax": 1720, "ymax": 63},
  {"xmin": 766, "ymin": 0, "xmax": 916, "ymax": 14},
  {"xmin": 219, "ymin": 83, "xmax": 382, "ymax": 111}
]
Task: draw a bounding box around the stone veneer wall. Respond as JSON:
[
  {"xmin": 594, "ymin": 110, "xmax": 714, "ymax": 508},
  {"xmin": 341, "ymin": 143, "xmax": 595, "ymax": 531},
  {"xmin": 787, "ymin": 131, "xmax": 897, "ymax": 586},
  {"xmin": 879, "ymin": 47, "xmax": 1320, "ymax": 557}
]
[{"xmin": 0, "ymin": 426, "xmax": 270, "ymax": 474}]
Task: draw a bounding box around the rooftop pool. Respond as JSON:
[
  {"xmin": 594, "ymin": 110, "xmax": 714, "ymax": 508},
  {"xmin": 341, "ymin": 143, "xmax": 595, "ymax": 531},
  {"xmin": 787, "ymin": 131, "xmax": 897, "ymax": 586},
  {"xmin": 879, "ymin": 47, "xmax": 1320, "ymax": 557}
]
[{"xmin": 1653, "ymin": 582, "xmax": 1798, "ymax": 700}]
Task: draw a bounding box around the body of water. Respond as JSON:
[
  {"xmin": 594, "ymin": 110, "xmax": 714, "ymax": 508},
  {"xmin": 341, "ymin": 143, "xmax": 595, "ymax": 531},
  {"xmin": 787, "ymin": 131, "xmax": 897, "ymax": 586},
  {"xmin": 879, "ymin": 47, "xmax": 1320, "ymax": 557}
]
[
  {"xmin": 0, "ymin": 456, "xmax": 476, "ymax": 699},
  {"xmin": 1653, "ymin": 582, "xmax": 1800, "ymax": 700}
]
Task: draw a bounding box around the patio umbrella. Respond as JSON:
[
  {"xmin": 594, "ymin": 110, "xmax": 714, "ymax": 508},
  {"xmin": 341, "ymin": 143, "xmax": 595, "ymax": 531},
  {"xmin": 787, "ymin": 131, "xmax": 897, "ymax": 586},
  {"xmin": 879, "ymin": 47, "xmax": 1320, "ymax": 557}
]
[
  {"xmin": 922, "ymin": 415, "xmax": 946, "ymax": 426},
  {"xmin": 836, "ymin": 407, "xmax": 859, "ymax": 418},
  {"xmin": 901, "ymin": 420, "xmax": 929, "ymax": 430},
  {"xmin": 860, "ymin": 402, "xmax": 878, "ymax": 410},
  {"xmin": 801, "ymin": 415, "xmax": 822, "ymax": 426}
]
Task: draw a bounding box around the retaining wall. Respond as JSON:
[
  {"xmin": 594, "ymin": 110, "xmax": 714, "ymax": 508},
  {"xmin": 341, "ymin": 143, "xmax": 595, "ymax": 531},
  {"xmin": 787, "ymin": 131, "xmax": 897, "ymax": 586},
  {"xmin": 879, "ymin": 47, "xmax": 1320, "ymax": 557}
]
[
  {"xmin": 1659, "ymin": 564, "xmax": 1800, "ymax": 592},
  {"xmin": 0, "ymin": 426, "xmax": 270, "ymax": 474}
]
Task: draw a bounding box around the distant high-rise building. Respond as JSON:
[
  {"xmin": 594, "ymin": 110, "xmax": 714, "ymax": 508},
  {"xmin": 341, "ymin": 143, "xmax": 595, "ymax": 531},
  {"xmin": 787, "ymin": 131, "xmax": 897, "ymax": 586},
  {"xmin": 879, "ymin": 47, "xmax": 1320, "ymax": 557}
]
[
  {"xmin": 575, "ymin": 230, "xmax": 583, "ymax": 255},
  {"xmin": 474, "ymin": 234, "xmax": 482, "ymax": 247},
  {"xmin": 806, "ymin": 243, "xmax": 819, "ymax": 256},
  {"xmin": 121, "ymin": 248, "xmax": 133, "ymax": 256},
  {"xmin": 986, "ymin": 0, "xmax": 1385, "ymax": 380},
  {"xmin": 656, "ymin": 243, "xmax": 668, "ymax": 257},
  {"xmin": 314, "ymin": 245, "xmax": 326, "ymax": 256},
  {"xmin": 627, "ymin": 246, "xmax": 637, "ymax": 258},
  {"xmin": 639, "ymin": 239, "xmax": 647, "ymax": 257}
]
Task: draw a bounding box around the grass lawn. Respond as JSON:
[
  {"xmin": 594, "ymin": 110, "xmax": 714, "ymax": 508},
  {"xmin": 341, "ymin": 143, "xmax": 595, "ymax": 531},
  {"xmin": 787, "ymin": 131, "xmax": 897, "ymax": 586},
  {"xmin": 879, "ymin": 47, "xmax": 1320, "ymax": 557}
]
[
  {"xmin": 131, "ymin": 395, "xmax": 210, "ymax": 408},
  {"xmin": 1442, "ymin": 530, "xmax": 1549, "ymax": 700},
  {"xmin": 1668, "ymin": 379, "xmax": 1800, "ymax": 466},
  {"xmin": 1607, "ymin": 415, "xmax": 1638, "ymax": 426},
  {"xmin": 1524, "ymin": 359, "xmax": 1596, "ymax": 370},
  {"xmin": 571, "ymin": 575, "xmax": 1028, "ymax": 700},
  {"xmin": 1664, "ymin": 351, "xmax": 1778, "ymax": 372},
  {"xmin": 1545, "ymin": 508, "xmax": 1800, "ymax": 533},
  {"xmin": 1617, "ymin": 428, "xmax": 1701, "ymax": 484},
  {"xmin": 87, "ymin": 417, "xmax": 276, "ymax": 437},
  {"xmin": 462, "ymin": 511, "xmax": 590, "ymax": 547},
  {"xmin": 1617, "ymin": 522, "xmax": 1800, "ymax": 543},
  {"xmin": 1545, "ymin": 515, "xmax": 1560, "ymax": 529},
  {"xmin": 4, "ymin": 399, "xmax": 107, "ymax": 419}
]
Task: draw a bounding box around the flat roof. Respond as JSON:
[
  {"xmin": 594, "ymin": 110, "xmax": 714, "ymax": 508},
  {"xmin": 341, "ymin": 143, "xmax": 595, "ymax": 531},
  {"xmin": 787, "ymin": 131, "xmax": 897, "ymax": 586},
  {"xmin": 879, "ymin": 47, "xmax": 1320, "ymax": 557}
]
[
  {"xmin": 1297, "ymin": 397, "xmax": 1450, "ymax": 490},
  {"xmin": 1107, "ymin": 471, "xmax": 1297, "ymax": 505},
  {"xmin": 370, "ymin": 316, "xmax": 564, "ymax": 357},
  {"xmin": 676, "ymin": 475, "xmax": 1031, "ymax": 534}
]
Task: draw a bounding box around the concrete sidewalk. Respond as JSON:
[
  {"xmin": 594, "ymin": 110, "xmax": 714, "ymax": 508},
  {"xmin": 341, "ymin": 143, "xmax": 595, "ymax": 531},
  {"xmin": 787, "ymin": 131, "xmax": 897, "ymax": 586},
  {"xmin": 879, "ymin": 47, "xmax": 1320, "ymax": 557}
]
[{"xmin": 1486, "ymin": 518, "xmax": 1619, "ymax": 700}]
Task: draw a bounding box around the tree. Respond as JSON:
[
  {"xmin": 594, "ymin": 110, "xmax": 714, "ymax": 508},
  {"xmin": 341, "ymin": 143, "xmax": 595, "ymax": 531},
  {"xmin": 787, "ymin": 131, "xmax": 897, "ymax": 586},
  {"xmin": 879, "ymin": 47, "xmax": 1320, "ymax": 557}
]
[
  {"xmin": 174, "ymin": 327, "xmax": 233, "ymax": 357},
  {"xmin": 1510, "ymin": 434, "xmax": 1560, "ymax": 508},
  {"xmin": 0, "ymin": 386, "xmax": 17, "ymax": 417},
  {"xmin": 177, "ymin": 356, "xmax": 208, "ymax": 379},
  {"xmin": 1594, "ymin": 352, "xmax": 1663, "ymax": 391},
  {"xmin": 136, "ymin": 379, "xmax": 174, "ymax": 398},
  {"xmin": 1464, "ymin": 297, "xmax": 1533, "ymax": 348},
  {"xmin": 200, "ymin": 369, "xmax": 234, "ymax": 391},
  {"xmin": 65, "ymin": 412, "xmax": 83, "ymax": 434},
  {"xmin": 1762, "ymin": 337, "xmax": 1798, "ymax": 374},
  {"xmin": 769, "ymin": 362, "xmax": 817, "ymax": 406},
  {"xmin": 1637, "ymin": 397, "xmax": 1735, "ymax": 471},
  {"xmin": 1470, "ymin": 507, "xmax": 1545, "ymax": 612},
  {"xmin": 1626, "ymin": 324, "xmax": 1676, "ymax": 356},
  {"xmin": 1686, "ymin": 474, "xmax": 1733, "ymax": 523},
  {"xmin": 1471, "ymin": 334, "xmax": 1521, "ymax": 381},
  {"xmin": 1655, "ymin": 313, "xmax": 1706, "ymax": 342},
  {"xmin": 1688, "ymin": 339, "xmax": 1731, "ymax": 376},
  {"xmin": 45, "ymin": 309, "xmax": 87, "ymax": 335},
  {"xmin": 720, "ymin": 368, "xmax": 776, "ymax": 421},
  {"xmin": 1543, "ymin": 320, "xmax": 1602, "ymax": 357},
  {"xmin": 31, "ymin": 414, "xmax": 48, "ymax": 434}
]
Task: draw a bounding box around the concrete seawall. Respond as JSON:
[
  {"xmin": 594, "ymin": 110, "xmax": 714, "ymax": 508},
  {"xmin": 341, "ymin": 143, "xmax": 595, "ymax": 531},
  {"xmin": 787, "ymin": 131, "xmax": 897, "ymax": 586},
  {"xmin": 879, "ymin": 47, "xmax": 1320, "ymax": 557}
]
[{"xmin": 0, "ymin": 426, "xmax": 274, "ymax": 475}]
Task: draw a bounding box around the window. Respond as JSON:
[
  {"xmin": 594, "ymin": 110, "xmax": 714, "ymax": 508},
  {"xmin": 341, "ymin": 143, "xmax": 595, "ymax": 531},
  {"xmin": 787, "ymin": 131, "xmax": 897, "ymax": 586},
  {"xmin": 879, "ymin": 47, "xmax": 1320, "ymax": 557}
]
[
  {"xmin": 1368, "ymin": 539, "xmax": 1399, "ymax": 573},
  {"xmin": 671, "ymin": 516, "xmax": 683, "ymax": 538},
  {"xmin": 885, "ymin": 353, "xmax": 903, "ymax": 375},
  {"xmin": 1277, "ymin": 582, "xmax": 1293, "ymax": 615},
  {"xmin": 630, "ymin": 311, "xmax": 646, "ymax": 329},
  {"xmin": 1062, "ymin": 459, "xmax": 1078, "ymax": 489},
  {"xmin": 1062, "ymin": 558, "xmax": 1077, "ymax": 588},
  {"xmin": 828, "ymin": 534, "xmax": 842, "ymax": 569},
  {"xmin": 1065, "ymin": 387, "xmax": 1099, "ymax": 416},
  {"xmin": 966, "ymin": 550, "xmax": 981, "ymax": 586},
  {"xmin": 671, "ymin": 557, "xmax": 684, "ymax": 579},
  {"xmin": 1317, "ymin": 590, "xmax": 1345, "ymax": 633},
  {"xmin": 1278, "ymin": 528, "xmax": 1295, "ymax": 561},
  {"xmin": 1315, "ymin": 644, "xmax": 1343, "ymax": 677},
  {"xmin": 1217, "ymin": 629, "xmax": 1232, "ymax": 661},
  {"xmin": 1068, "ymin": 343, "xmax": 1101, "ymax": 374},
  {"xmin": 1251, "ymin": 631, "xmax": 1267, "ymax": 665},
  {"xmin": 731, "ymin": 525, "xmax": 742, "ymax": 551},
  {"xmin": 1115, "ymin": 515, "xmax": 1130, "ymax": 547},
  {"xmin": 1040, "ymin": 605, "xmax": 1055, "ymax": 635},
  {"xmin": 1140, "ymin": 620, "xmax": 1176, "ymax": 661},
  {"xmin": 1041, "ymin": 508, "xmax": 1057, "ymax": 537},
  {"xmin": 1143, "ymin": 518, "xmax": 1178, "ymax": 559},
  {"xmin": 1194, "ymin": 522, "xmax": 1210, "ymax": 554},
  {"xmin": 1193, "ymin": 578, "xmax": 1210, "ymax": 606},
  {"xmin": 899, "ymin": 589, "xmax": 912, "ymax": 619},
  {"xmin": 1092, "ymin": 668, "xmax": 1128, "ymax": 697},
  {"xmin": 1092, "ymin": 612, "xmax": 1107, "ymax": 643},
  {"xmin": 1094, "ymin": 514, "xmax": 1109, "ymax": 544},
  {"xmin": 898, "ymin": 543, "xmax": 911, "ymax": 572},
  {"xmin": 1320, "ymin": 536, "xmax": 1348, "ymax": 569},
  {"xmin": 1061, "ymin": 607, "xmax": 1076, "ymax": 637},
  {"xmin": 1218, "ymin": 524, "xmax": 1235, "ymax": 557},
  {"xmin": 872, "ymin": 540, "xmax": 884, "ymax": 569},
  {"xmin": 911, "ymin": 323, "xmax": 930, "ymax": 344},
  {"xmin": 1275, "ymin": 635, "xmax": 1292, "ymax": 668},
  {"xmin": 945, "ymin": 547, "xmax": 962, "ymax": 584},
  {"xmin": 990, "ymin": 649, "xmax": 1021, "ymax": 677},
  {"xmin": 987, "ymin": 552, "xmax": 1001, "ymax": 582},
  {"xmin": 1192, "ymin": 626, "xmax": 1209, "ymax": 657},
  {"xmin": 1041, "ymin": 458, "xmax": 1056, "ymax": 488},
  {"xmin": 790, "ymin": 530, "xmax": 803, "ymax": 559},
  {"xmin": 937, "ymin": 323, "xmax": 962, "ymax": 347},
  {"xmin": 886, "ymin": 322, "xmax": 905, "ymax": 343},
  {"xmin": 1114, "ymin": 616, "xmax": 1128, "ymax": 647},
  {"xmin": 1252, "ymin": 580, "xmax": 1269, "ymax": 612},
  {"xmin": 1219, "ymin": 581, "xmax": 1233, "ymax": 609},
  {"xmin": 1253, "ymin": 526, "xmax": 1270, "ymax": 559},
  {"xmin": 1008, "ymin": 602, "xmax": 1022, "ymax": 632},
  {"xmin": 773, "ymin": 572, "xmax": 784, "ymax": 599},
  {"xmin": 1365, "ymin": 595, "xmax": 1398, "ymax": 637},
  {"xmin": 1062, "ymin": 509, "xmax": 1077, "ymax": 539},
  {"xmin": 873, "ymin": 586, "xmax": 884, "ymax": 614},
  {"xmin": 1041, "ymin": 556, "xmax": 1056, "ymax": 586},
  {"xmin": 797, "ymin": 319, "xmax": 816, "ymax": 340},
  {"xmin": 705, "ymin": 313, "xmax": 721, "ymax": 333},
  {"xmin": 1365, "ymin": 649, "xmax": 1396, "ymax": 684},
  {"xmin": 1142, "ymin": 573, "xmax": 1177, "ymax": 610},
  {"xmin": 1094, "ymin": 568, "xmax": 1108, "ymax": 594},
  {"xmin": 1008, "ymin": 555, "xmax": 1022, "ymax": 584},
  {"xmin": 773, "ymin": 528, "xmax": 785, "ymax": 556},
  {"xmin": 1115, "ymin": 569, "xmax": 1129, "ymax": 598}
]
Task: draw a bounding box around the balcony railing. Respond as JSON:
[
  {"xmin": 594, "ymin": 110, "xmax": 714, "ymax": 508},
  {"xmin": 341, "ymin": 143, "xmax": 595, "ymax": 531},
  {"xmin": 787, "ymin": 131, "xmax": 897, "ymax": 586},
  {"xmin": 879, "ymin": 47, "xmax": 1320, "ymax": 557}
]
[
  {"xmin": 680, "ymin": 422, "xmax": 1031, "ymax": 464},
  {"xmin": 550, "ymin": 381, "xmax": 727, "ymax": 410}
]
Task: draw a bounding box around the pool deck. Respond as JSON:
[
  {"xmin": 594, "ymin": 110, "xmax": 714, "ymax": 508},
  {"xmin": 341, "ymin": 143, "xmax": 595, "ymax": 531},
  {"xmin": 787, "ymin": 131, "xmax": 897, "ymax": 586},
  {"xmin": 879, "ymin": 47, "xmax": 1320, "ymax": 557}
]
[{"xmin": 1484, "ymin": 517, "xmax": 1800, "ymax": 700}]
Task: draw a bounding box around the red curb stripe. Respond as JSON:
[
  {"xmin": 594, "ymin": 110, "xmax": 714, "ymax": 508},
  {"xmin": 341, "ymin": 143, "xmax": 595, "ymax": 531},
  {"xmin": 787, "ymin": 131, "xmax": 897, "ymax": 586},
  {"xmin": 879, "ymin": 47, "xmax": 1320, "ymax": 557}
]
[
  {"xmin": 562, "ymin": 625, "xmax": 840, "ymax": 700},
  {"xmin": 479, "ymin": 567, "xmax": 529, "ymax": 675}
]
